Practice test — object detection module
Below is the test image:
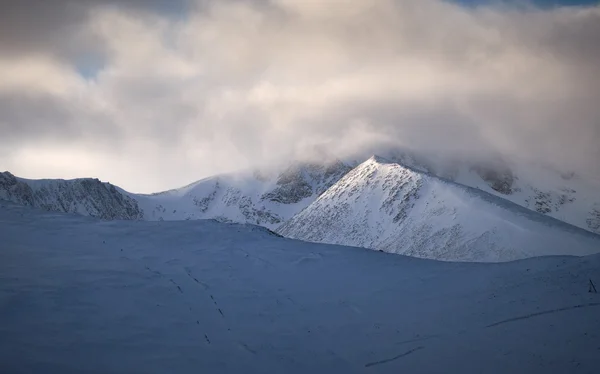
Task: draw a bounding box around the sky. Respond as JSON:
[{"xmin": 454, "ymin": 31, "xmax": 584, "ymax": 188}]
[{"xmin": 0, "ymin": 0, "xmax": 599, "ymax": 193}]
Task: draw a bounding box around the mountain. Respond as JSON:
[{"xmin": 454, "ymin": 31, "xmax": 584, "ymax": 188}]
[
  {"xmin": 0, "ymin": 171, "xmax": 143, "ymax": 220},
  {"xmin": 454, "ymin": 161, "xmax": 600, "ymax": 236},
  {"xmin": 133, "ymin": 159, "xmax": 352, "ymax": 229},
  {"xmin": 2, "ymin": 149, "xmax": 598, "ymax": 241},
  {"xmin": 277, "ymin": 156, "xmax": 600, "ymax": 262},
  {"xmin": 0, "ymin": 160, "xmax": 351, "ymax": 228},
  {"xmin": 366, "ymin": 149, "xmax": 600, "ymax": 235},
  {"xmin": 2, "ymin": 201, "xmax": 600, "ymax": 373}
]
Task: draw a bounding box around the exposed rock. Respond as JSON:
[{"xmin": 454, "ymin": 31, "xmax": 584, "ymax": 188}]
[
  {"xmin": 471, "ymin": 164, "xmax": 515, "ymax": 195},
  {"xmin": 0, "ymin": 172, "xmax": 143, "ymax": 220},
  {"xmin": 261, "ymin": 160, "xmax": 351, "ymax": 204},
  {"xmin": 587, "ymin": 204, "xmax": 600, "ymax": 232}
]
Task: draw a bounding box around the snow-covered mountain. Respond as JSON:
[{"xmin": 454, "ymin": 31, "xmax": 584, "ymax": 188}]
[
  {"xmin": 133, "ymin": 159, "xmax": 351, "ymax": 229},
  {"xmin": 365, "ymin": 149, "xmax": 600, "ymax": 235},
  {"xmin": 2, "ymin": 201, "xmax": 600, "ymax": 373},
  {"xmin": 277, "ymin": 156, "xmax": 600, "ymax": 262},
  {"xmin": 454, "ymin": 161, "xmax": 600, "ymax": 236},
  {"xmin": 2, "ymin": 149, "xmax": 598, "ymax": 244},
  {"xmin": 0, "ymin": 160, "xmax": 350, "ymax": 228},
  {"xmin": 0, "ymin": 171, "xmax": 143, "ymax": 220}
]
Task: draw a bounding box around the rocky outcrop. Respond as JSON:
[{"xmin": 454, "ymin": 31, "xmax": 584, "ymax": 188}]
[
  {"xmin": 471, "ymin": 164, "xmax": 515, "ymax": 195},
  {"xmin": 0, "ymin": 172, "xmax": 143, "ymax": 220},
  {"xmin": 587, "ymin": 204, "xmax": 600, "ymax": 232},
  {"xmin": 261, "ymin": 160, "xmax": 352, "ymax": 204}
]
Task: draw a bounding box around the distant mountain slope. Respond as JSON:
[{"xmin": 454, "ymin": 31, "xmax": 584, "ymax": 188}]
[
  {"xmin": 2, "ymin": 150, "xmax": 598, "ymax": 239},
  {"xmin": 369, "ymin": 149, "xmax": 600, "ymax": 235},
  {"xmin": 0, "ymin": 171, "xmax": 143, "ymax": 220},
  {"xmin": 0, "ymin": 160, "xmax": 351, "ymax": 228},
  {"xmin": 277, "ymin": 156, "xmax": 600, "ymax": 262},
  {"xmin": 131, "ymin": 159, "xmax": 352, "ymax": 229},
  {"xmin": 454, "ymin": 162, "xmax": 600, "ymax": 236}
]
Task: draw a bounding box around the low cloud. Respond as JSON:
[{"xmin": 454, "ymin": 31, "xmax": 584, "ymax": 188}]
[{"xmin": 1, "ymin": 0, "xmax": 599, "ymax": 192}]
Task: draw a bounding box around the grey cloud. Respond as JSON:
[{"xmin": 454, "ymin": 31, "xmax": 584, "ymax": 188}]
[
  {"xmin": 0, "ymin": 1, "xmax": 91, "ymax": 59},
  {"xmin": 0, "ymin": 92, "xmax": 76, "ymax": 141},
  {"xmin": 0, "ymin": 0, "xmax": 188, "ymax": 62},
  {"xmin": 0, "ymin": 90, "xmax": 122, "ymax": 152},
  {"xmin": 0, "ymin": 0, "xmax": 599, "ymax": 192}
]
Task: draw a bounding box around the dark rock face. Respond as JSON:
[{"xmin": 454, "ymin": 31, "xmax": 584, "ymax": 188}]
[
  {"xmin": 471, "ymin": 165, "xmax": 515, "ymax": 195},
  {"xmin": 263, "ymin": 166, "xmax": 314, "ymax": 204},
  {"xmin": 0, "ymin": 172, "xmax": 35, "ymax": 206},
  {"xmin": 0, "ymin": 172, "xmax": 144, "ymax": 220},
  {"xmin": 261, "ymin": 160, "xmax": 351, "ymax": 204}
]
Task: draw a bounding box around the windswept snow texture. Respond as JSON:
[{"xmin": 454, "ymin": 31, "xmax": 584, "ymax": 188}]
[
  {"xmin": 1, "ymin": 202, "xmax": 600, "ymax": 374},
  {"xmin": 0, "ymin": 171, "xmax": 143, "ymax": 220},
  {"xmin": 454, "ymin": 161, "xmax": 600, "ymax": 236},
  {"xmin": 371, "ymin": 149, "xmax": 600, "ymax": 235},
  {"xmin": 134, "ymin": 160, "xmax": 351, "ymax": 229},
  {"xmin": 278, "ymin": 157, "xmax": 600, "ymax": 262}
]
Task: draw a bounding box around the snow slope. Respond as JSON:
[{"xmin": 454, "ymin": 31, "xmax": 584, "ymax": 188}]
[
  {"xmin": 1, "ymin": 202, "xmax": 600, "ymax": 373},
  {"xmin": 2, "ymin": 149, "xmax": 599, "ymax": 238},
  {"xmin": 453, "ymin": 161, "xmax": 600, "ymax": 236},
  {"xmin": 278, "ymin": 156, "xmax": 600, "ymax": 262},
  {"xmin": 0, "ymin": 160, "xmax": 350, "ymax": 229},
  {"xmin": 368, "ymin": 149, "xmax": 600, "ymax": 235},
  {"xmin": 0, "ymin": 171, "xmax": 143, "ymax": 220},
  {"xmin": 133, "ymin": 159, "xmax": 351, "ymax": 229}
]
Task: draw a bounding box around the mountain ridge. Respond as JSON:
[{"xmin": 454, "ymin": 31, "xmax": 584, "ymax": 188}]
[
  {"xmin": 0, "ymin": 171, "xmax": 143, "ymax": 220},
  {"xmin": 277, "ymin": 156, "xmax": 600, "ymax": 262},
  {"xmin": 1, "ymin": 149, "xmax": 599, "ymax": 236}
]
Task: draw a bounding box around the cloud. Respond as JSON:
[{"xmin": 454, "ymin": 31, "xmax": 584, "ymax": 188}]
[{"xmin": 0, "ymin": 0, "xmax": 599, "ymax": 192}]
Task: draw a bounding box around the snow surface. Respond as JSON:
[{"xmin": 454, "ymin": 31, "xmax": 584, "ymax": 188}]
[
  {"xmin": 368, "ymin": 149, "xmax": 600, "ymax": 235},
  {"xmin": 278, "ymin": 157, "xmax": 600, "ymax": 262},
  {"xmin": 1, "ymin": 201, "xmax": 600, "ymax": 373},
  {"xmin": 126, "ymin": 160, "xmax": 351, "ymax": 229},
  {"xmin": 452, "ymin": 160, "xmax": 600, "ymax": 236}
]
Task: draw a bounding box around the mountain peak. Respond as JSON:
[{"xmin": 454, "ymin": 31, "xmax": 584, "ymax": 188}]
[
  {"xmin": 277, "ymin": 158, "xmax": 600, "ymax": 262},
  {"xmin": 365, "ymin": 155, "xmax": 394, "ymax": 165}
]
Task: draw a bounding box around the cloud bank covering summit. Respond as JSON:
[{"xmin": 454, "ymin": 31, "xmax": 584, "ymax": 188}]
[{"xmin": 1, "ymin": 0, "xmax": 599, "ymax": 193}]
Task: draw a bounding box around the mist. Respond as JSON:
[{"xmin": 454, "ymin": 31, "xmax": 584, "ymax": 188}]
[{"xmin": 0, "ymin": 0, "xmax": 599, "ymax": 192}]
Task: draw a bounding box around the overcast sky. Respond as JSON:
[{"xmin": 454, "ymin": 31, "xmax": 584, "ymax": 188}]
[{"xmin": 0, "ymin": 0, "xmax": 599, "ymax": 193}]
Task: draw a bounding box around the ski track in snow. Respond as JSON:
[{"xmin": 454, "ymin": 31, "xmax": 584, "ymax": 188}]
[
  {"xmin": 364, "ymin": 346, "xmax": 425, "ymax": 368},
  {"xmin": 486, "ymin": 303, "xmax": 600, "ymax": 328}
]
